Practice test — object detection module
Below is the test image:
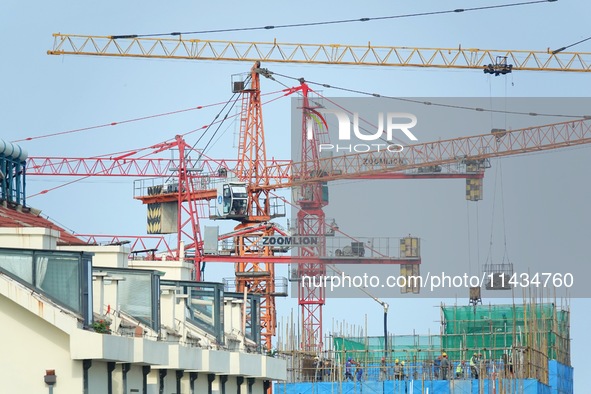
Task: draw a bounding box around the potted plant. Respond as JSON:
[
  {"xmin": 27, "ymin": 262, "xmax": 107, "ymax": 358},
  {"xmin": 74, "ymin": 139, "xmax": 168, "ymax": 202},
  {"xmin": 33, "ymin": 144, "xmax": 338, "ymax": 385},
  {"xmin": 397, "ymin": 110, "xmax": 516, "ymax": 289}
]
[{"xmin": 91, "ymin": 318, "xmax": 112, "ymax": 334}]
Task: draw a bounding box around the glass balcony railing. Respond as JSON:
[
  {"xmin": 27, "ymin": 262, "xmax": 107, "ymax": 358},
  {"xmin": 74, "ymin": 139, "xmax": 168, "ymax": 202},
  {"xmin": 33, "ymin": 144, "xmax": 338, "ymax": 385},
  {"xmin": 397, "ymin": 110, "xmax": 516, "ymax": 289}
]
[
  {"xmin": 93, "ymin": 267, "xmax": 162, "ymax": 332},
  {"xmin": 161, "ymin": 280, "xmax": 224, "ymax": 344},
  {"xmin": 0, "ymin": 247, "xmax": 93, "ymax": 326}
]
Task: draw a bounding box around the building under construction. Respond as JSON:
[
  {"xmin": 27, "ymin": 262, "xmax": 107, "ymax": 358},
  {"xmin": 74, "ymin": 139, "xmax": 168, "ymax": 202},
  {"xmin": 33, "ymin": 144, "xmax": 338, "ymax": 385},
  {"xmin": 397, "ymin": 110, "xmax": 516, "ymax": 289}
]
[{"xmin": 274, "ymin": 299, "xmax": 572, "ymax": 394}]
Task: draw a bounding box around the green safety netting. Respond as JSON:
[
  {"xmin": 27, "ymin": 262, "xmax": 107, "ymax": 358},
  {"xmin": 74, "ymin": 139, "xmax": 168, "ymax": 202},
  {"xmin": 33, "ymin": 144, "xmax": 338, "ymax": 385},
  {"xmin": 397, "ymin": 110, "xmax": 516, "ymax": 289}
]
[
  {"xmin": 441, "ymin": 304, "xmax": 570, "ymax": 362},
  {"xmin": 331, "ymin": 304, "xmax": 569, "ymax": 365},
  {"xmin": 333, "ymin": 335, "xmax": 441, "ymax": 364}
]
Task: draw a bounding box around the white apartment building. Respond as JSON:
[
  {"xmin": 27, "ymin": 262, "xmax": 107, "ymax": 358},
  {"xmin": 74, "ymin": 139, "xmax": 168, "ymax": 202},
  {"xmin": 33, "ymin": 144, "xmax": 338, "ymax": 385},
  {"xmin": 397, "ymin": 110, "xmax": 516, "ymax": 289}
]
[{"xmin": 0, "ymin": 204, "xmax": 286, "ymax": 394}]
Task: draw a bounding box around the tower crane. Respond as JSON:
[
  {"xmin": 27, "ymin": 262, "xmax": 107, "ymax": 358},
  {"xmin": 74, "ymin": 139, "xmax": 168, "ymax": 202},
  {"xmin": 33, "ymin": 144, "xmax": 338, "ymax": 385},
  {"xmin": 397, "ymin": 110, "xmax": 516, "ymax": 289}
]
[
  {"xmin": 284, "ymin": 80, "xmax": 331, "ymax": 353},
  {"xmin": 40, "ymin": 33, "xmax": 591, "ymax": 352},
  {"xmin": 215, "ymin": 63, "xmax": 284, "ymax": 348}
]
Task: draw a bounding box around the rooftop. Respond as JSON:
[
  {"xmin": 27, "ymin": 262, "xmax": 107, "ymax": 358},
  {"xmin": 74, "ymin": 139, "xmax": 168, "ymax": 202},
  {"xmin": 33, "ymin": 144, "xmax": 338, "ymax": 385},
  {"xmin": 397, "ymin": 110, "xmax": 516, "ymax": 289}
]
[{"xmin": 0, "ymin": 204, "xmax": 85, "ymax": 246}]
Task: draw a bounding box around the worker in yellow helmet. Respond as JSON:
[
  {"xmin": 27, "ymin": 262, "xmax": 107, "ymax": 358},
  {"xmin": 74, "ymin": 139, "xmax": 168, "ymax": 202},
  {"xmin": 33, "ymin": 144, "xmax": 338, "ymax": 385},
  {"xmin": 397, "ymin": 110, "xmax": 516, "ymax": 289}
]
[
  {"xmin": 394, "ymin": 358, "xmax": 402, "ymax": 380},
  {"xmin": 440, "ymin": 352, "xmax": 450, "ymax": 380}
]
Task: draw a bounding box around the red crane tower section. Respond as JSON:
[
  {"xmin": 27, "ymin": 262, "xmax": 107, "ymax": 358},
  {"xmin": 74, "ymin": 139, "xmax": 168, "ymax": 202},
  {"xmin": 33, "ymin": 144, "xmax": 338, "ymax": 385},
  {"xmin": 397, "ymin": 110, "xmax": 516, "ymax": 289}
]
[
  {"xmin": 232, "ymin": 63, "xmax": 283, "ymax": 349},
  {"xmin": 283, "ymin": 80, "xmax": 331, "ymax": 353}
]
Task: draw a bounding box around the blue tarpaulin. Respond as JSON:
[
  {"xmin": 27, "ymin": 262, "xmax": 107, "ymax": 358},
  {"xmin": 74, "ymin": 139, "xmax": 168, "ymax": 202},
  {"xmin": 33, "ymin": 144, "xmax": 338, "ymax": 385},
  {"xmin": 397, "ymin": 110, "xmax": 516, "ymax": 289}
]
[
  {"xmin": 548, "ymin": 360, "xmax": 574, "ymax": 394},
  {"xmin": 274, "ymin": 378, "xmax": 553, "ymax": 394}
]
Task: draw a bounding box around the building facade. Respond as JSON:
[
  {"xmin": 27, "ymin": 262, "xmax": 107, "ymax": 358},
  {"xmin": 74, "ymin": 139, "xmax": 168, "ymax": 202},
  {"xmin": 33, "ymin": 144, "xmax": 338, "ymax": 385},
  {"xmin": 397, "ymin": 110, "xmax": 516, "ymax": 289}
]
[{"xmin": 0, "ymin": 207, "xmax": 286, "ymax": 393}]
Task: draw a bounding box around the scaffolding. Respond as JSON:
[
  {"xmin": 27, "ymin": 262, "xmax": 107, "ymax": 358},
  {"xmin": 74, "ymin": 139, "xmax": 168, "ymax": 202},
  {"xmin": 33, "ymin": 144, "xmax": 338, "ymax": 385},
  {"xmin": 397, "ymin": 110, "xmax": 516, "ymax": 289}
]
[
  {"xmin": 275, "ymin": 298, "xmax": 571, "ymax": 392},
  {"xmin": 441, "ymin": 301, "xmax": 571, "ymax": 383}
]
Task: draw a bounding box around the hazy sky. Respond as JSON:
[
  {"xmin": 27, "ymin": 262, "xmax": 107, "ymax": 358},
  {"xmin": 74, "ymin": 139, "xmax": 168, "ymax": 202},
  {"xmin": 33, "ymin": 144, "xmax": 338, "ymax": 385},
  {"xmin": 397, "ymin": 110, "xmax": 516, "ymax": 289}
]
[{"xmin": 2, "ymin": 1, "xmax": 589, "ymax": 391}]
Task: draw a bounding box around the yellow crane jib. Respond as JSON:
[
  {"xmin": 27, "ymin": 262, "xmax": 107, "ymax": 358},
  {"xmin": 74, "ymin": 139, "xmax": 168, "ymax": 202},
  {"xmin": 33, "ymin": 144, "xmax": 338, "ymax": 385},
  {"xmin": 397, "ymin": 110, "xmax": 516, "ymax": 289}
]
[{"xmin": 49, "ymin": 33, "xmax": 591, "ymax": 72}]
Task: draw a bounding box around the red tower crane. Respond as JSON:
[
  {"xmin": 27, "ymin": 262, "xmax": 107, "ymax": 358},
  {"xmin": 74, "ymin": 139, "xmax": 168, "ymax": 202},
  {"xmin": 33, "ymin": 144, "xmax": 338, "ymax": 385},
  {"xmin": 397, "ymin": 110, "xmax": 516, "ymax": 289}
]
[
  {"xmin": 228, "ymin": 63, "xmax": 284, "ymax": 348},
  {"xmin": 282, "ymin": 80, "xmax": 332, "ymax": 353}
]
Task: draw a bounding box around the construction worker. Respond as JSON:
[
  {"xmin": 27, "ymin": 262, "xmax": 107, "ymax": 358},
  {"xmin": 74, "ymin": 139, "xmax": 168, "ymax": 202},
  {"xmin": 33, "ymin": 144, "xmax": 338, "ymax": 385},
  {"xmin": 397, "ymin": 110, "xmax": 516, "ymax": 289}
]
[
  {"xmin": 379, "ymin": 357, "xmax": 388, "ymax": 381},
  {"xmin": 355, "ymin": 363, "xmax": 363, "ymax": 382},
  {"xmin": 440, "ymin": 352, "xmax": 450, "ymax": 380},
  {"xmin": 323, "ymin": 358, "xmax": 332, "ymax": 380},
  {"xmin": 434, "ymin": 356, "xmax": 441, "ymax": 379},
  {"xmin": 394, "ymin": 359, "xmax": 402, "ymax": 380},
  {"xmin": 455, "ymin": 361, "xmax": 465, "ymax": 379},
  {"xmin": 470, "ymin": 353, "xmax": 480, "ymax": 379},
  {"xmin": 400, "ymin": 361, "xmax": 406, "ymax": 380},
  {"xmin": 313, "ymin": 356, "xmax": 323, "ymax": 381},
  {"xmin": 345, "ymin": 357, "xmax": 356, "ymax": 381},
  {"xmin": 503, "ymin": 353, "xmax": 515, "ymax": 378}
]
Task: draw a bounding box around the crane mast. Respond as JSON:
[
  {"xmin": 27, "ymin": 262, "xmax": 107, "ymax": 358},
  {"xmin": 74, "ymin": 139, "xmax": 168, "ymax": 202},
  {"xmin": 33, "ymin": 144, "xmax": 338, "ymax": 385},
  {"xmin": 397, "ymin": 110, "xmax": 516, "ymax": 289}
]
[
  {"xmin": 231, "ymin": 62, "xmax": 283, "ymax": 350},
  {"xmin": 291, "ymin": 81, "xmax": 331, "ymax": 353}
]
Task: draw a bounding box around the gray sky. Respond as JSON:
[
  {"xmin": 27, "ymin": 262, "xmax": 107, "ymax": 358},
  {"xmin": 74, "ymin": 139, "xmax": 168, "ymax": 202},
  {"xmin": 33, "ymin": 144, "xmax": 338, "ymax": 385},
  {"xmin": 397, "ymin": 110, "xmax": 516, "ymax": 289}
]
[{"xmin": 2, "ymin": 1, "xmax": 589, "ymax": 390}]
